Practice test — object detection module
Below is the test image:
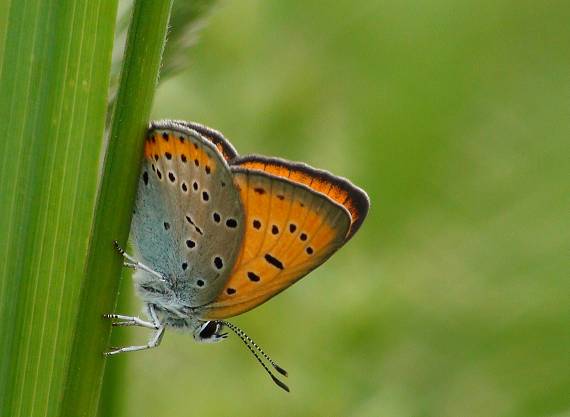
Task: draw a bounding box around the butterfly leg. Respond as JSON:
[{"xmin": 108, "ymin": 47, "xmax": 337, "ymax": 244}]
[
  {"xmin": 104, "ymin": 325, "xmax": 165, "ymax": 356},
  {"xmin": 122, "ymin": 261, "xmax": 139, "ymax": 270},
  {"xmin": 103, "ymin": 303, "xmax": 161, "ymax": 328},
  {"xmin": 104, "ymin": 304, "xmax": 165, "ymax": 356},
  {"xmin": 113, "ymin": 240, "xmax": 166, "ymax": 282},
  {"xmin": 103, "ymin": 314, "xmax": 157, "ymax": 329}
]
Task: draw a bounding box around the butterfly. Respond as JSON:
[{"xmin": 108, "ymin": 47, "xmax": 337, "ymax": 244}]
[{"xmin": 104, "ymin": 120, "xmax": 369, "ymax": 391}]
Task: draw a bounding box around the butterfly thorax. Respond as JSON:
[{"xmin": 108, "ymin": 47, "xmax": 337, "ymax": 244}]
[
  {"xmin": 134, "ymin": 270, "xmax": 185, "ymax": 310},
  {"xmin": 134, "ymin": 270, "xmax": 227, "ymax": 343}
]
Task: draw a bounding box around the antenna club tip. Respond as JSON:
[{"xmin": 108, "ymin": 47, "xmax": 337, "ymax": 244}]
[
  {"xmin": 222, "ymin": 320, "xmax": 291, "ymax": 392},
  {"xmin": 274, "ymin": 365, "xmax": 288, "ymax": 377},
  {"xmin": 272, "ymin": 375, "xmax": 290, "ymax": 393}
]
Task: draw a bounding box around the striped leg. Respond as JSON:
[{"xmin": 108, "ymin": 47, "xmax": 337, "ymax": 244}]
[
  {"xmin": 113, "ymin": 240, "xmax": 165, "ymax": 282},
  {"xmin": 104, "ymin": 304, "xmax": 165, "ymax": 356}
]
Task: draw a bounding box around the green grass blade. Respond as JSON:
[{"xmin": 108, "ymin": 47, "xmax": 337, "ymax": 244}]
[
  {"xmin": 60, "ymin": 1, "xmax": 174, "ymax": 416},
  {"xmin": 0, "ymin": 1, "xmax": 117, "ymax": 416}
]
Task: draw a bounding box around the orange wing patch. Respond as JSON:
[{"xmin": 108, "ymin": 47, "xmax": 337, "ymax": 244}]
[
  {"xmin": 232, "ymin": 156, "xmax": 368, "ymax": 239},
  {"xmin": 200, "ymin": 168, "xmax": 351, "ymax": 320},
  {"xmin": 161, "ymin": 120, "xmax": 239, "ymax": 162},
  {"xmin": 144, "ymin": 130, "xmax": 218, "ymax": 175}
]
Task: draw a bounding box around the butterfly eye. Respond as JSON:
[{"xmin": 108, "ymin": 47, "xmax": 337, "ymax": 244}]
[
  {"xmin": 198, "ymin": 321, "xmax": 218, "ymax": 338},
  {"xmin": 195, "ymin": 321, "xmax": 227, "ymax": 344}
]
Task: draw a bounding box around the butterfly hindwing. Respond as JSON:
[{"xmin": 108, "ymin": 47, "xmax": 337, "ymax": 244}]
[
  {"xmin": 200, "ymin": 166, "xmax": 357, "ymax": 320},
  {"xmin": 131, "ymin": 121, "xmax": 245, "ymax": 307},
  {"xmin": 231, "ymin": 156, "xmax": 368, "ymax": 239}
]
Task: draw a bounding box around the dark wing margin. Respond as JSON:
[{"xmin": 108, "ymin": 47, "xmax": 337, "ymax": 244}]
[
  {"xmin": 231, "ymin": 155, "xmax": 370, "ymax": 240},
  {"xmin": 153, "ymin": 120, "xmax": 239, "ymax": 162}
]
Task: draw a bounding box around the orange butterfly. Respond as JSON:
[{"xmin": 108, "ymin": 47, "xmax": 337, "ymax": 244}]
[{"xmin": 105, "ymin": 120, "xmax": 369, "ymax": 391}]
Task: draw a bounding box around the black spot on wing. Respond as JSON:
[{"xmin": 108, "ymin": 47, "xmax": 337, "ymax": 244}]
[
  {"xmin": 213, "ymin": 256, "xmax": 224, "ymax": 270},
  {"xmin": 247, "ymin": 271, "xmax": 260, "ymax": 282},
  {"xmin": 264, "ymin": 253, "xmax": 284, "ymax": 270},
  {"xmin": 185, "ymin": 215, "xmax": 203, "ymax": 235}
]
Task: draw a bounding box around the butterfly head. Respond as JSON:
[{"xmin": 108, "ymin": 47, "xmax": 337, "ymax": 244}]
[{"xmin": 193, "ymin": 320, "xmax": 228, "ymax": 343}]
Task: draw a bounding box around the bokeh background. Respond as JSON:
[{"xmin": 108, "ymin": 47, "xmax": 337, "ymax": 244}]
[{"xmin": 105, "ymin": 1, "xmax": 569, "ymax": 416}]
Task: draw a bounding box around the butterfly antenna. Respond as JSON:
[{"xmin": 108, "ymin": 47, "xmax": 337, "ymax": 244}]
[
  {"xmin": 220, "ymin": 320, "xmax": 290, "ymax": 392},
  {"xmin": 221, "ymin": 320, "xmax": 288, "ymax": 376}
]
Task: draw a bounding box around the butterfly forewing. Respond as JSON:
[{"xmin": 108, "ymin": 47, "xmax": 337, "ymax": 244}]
[
  {"xmin": 168, "ymin": 120, "xmax": 239, "ymax": 161},
  {"xmin": 200, "ymin": 168, "xmax": 352, "ymax": 319},
  {"xmin": 131, "ymin": 122, "xmax": 244, "ymax": 307}
]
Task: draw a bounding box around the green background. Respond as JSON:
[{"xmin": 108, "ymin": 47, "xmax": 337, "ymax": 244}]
[{"xmin": 109, "ymin": 1, "xmax": 569, "ymax": 416}]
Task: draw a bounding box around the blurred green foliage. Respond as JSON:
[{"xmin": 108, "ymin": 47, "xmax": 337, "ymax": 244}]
[{"xmin": 107, "ymin": 0, "xmax": 569, "ymax": 416}]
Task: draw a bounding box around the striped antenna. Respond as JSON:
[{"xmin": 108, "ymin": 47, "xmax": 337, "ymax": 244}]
[{"xmin": 220, "ymin": 320, "xmax": 289, "ymax": 392}]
